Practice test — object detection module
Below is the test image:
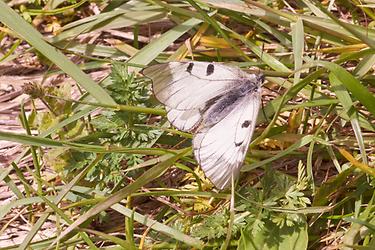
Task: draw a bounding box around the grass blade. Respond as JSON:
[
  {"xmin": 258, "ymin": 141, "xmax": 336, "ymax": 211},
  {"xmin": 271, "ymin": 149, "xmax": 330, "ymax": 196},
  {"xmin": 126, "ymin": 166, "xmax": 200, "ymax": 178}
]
[
  {"xmin": 50, "ymin": 148, "xmax": 191, "ymax": 248},
  {"xmin": 0, "ymin": 1, "xmax": 116, "ymax": 105}
]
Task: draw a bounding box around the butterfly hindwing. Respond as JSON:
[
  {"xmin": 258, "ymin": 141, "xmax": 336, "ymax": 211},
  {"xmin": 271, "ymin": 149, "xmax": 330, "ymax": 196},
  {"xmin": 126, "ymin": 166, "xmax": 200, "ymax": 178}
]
[
  {"xmin": 193, "ymin": 92, "xmax": 261, "ymax": 189},
  {"xmin": 165, "ymin": 107, "xmax": 201, "ymax": 132}
]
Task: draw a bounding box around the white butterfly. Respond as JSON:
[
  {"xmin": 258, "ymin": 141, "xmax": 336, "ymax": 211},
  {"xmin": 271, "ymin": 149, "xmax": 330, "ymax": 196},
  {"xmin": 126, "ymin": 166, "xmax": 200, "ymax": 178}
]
[{"xmin": 143, "ymin": 62, "xmax": 263, "ymax": 189}]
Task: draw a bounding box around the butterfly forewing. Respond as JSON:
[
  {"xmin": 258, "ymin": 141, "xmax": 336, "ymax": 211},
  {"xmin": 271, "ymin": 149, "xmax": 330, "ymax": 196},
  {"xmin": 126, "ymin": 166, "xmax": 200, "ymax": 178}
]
[
  {"xmin": 143, "ymin": 61, "xmax": 263, "ymax": 189},
  {"xmin": 143, "ymin": 62, "xmax": 247, "ymax": 110}
]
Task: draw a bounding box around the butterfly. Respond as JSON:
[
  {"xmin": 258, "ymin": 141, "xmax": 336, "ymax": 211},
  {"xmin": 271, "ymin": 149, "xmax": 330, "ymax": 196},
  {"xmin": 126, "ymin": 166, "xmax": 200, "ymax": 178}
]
[{"xmin": 143, "ymin": 62, "xmax": 264, "ymax": 189}]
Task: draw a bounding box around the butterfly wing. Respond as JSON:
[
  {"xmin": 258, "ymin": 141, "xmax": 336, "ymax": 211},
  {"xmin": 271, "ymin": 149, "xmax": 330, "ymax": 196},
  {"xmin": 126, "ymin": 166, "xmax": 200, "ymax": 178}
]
[
  {"xmin": 143, "ymin": 61, "xmax": 258, "ymax": 132},
  {"xmin": 144, "ymin": 61, "xmax": 263, "ymax": 188},
  {"xmin": 193, "ymin": 92, "xmax": 261, "ymax": 189},
  {"xmin": 143, "ymin": 62, "xmax": 248, "ymax": 110},
  {"xmin": 165, "ymin": 107, "xmax": 202, "ymax": 131}
]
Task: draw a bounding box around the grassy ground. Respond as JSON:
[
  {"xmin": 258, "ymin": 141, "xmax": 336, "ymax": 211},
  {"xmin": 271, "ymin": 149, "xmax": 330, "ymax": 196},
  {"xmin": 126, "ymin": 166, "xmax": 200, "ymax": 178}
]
[{"xmin": 0, "ymin": 0, "xmax": 374, "ymax": 249}]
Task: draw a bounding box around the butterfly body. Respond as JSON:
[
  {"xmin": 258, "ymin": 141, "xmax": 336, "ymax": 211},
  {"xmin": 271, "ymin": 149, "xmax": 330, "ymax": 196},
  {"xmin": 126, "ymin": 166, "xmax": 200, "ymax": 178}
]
[
  {"xmin": 202, "ymin": 80, "xmax": 260, "ymax": 127},
  {"xmin": 143, "ymin": 62, "xmax": 263, "ymax": 189}
]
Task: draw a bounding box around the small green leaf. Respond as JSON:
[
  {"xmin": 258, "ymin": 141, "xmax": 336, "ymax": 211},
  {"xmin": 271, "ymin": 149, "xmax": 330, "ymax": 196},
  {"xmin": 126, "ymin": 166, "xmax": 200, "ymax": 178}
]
[{"xmin": 238, "ymin": 220, "xmax": 308, "ymax": 250}]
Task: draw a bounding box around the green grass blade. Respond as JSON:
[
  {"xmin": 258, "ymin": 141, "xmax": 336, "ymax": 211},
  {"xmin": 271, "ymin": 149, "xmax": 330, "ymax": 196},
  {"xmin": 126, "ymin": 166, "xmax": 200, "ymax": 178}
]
[
  {"xmin": 231, "ymin": 32, "xmax": 292, "ymax": 72},
  {"xmin": 50, "ymin": 148, "xmax": 192, "ymax": 247},
  {"xmin": 329, "ymin": 72, "xmax": 368, "ymax": 163},
  {"xmin": 18, "ymin": 155, "xmax": 104, "ymax": 249},
  {"xmin": 0, "ymin": 1, "xmax": 116, "ymax": 105},
  {"xmin": 311, "ymin": 0, "xmax": 375, "ymax": 49},
  {"xmin": 310, "ymin": 61, "xmax": 375, "ymax": 116},
  {"xmin": 292, "ymin": 18, "xmax": 304, "ymax": 84},
  {"xmin": 243, "ymin": 135, "xmax": 315, "ymax": 171},
  {"xmin": 129, "ymin": 17, "xmax": 203, "ymax": 69},
  {"xmin": 111, "ymin": 204, "xmax": 203, "ymax": 248},
  {"xmin": 54, "ymin": 6, "xmax": 165, "ymax": 42},
  {"xmin": 353, "ymin": 54, "xmax": 375, "ymax": 78}
]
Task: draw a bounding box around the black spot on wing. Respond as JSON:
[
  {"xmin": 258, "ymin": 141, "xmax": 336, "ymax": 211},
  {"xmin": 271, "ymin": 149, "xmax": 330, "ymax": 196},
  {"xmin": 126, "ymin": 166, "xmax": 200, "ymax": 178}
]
[
  {"xmin": 206, "ymin": 63, "xmax": 214, "ymax": 76},
  {"xmin": 235, "ymin": 141, "xmax": 243, "ymax": 147},
  {"xmin": 242, "ymin": 120, "xmax": 251, "ymax": 128},
  {"xmin": 186, "ymin": 62, "xmax": 194, "ymax": 73}
]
